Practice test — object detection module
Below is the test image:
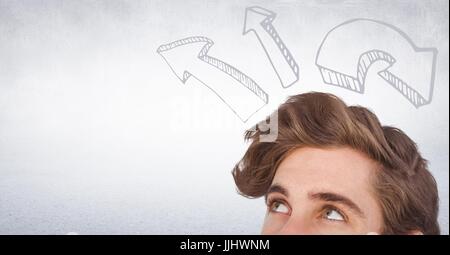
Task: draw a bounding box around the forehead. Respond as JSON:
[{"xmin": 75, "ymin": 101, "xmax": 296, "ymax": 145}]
[{"xmin": 273, "ymin": 146, "xmax": 379, "ymax": 199}]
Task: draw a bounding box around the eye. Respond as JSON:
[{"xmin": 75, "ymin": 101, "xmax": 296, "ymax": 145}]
[
  {"xmin": 269, "ymin": 201, "xmax": 290, "ymax": 214},
  {"xmin": 323, "ymin": 208, "xmax": 345, "ymax": 222}
]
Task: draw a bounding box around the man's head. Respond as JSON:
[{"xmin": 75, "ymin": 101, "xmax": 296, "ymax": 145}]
[{"xmin": 232, "ymin": 92, "xmax": 440, "ymax": 235}]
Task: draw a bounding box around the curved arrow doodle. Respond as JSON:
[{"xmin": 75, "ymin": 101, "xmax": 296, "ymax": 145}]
[
  {"xmin": 157, "ymin": 36, "xmax": 268, "ymax": 122},
  {"xmin": 316, "ymin": 19, "xmax": 437, "ymax": 107},
  {"xmin": 244, "ymin": 6, "xmax": 299, "ymax": 88}
]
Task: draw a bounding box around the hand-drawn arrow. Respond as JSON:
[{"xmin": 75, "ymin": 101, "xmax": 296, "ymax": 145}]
[
  {"xmin": 243, "ymin": 6, "xmax": 299, "ymax": 88},
  {"xmin": 157, "ymin": 36, "xmax": 268, "ymax": 122},
  {"xmin": 316, "ymin": 19, "xmax": 437, "ymax": 107}
]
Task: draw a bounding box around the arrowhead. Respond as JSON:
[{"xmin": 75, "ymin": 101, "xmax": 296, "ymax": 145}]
[
  {"xmin": 243, "ymin": 6, "xmax": 275, "ymax": 35},
  {"xmin": 381, "ymin": 49, "xmax": 437, "ymax": 104},
  {"xmin": 157, "ymin": 36, "xmax": 213, "ymax": 83}
]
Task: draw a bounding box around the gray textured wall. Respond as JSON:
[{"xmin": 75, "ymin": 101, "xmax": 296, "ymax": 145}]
[{"xmin": 0, "ymin": 0, "xmax": 448, "ymax": 234}]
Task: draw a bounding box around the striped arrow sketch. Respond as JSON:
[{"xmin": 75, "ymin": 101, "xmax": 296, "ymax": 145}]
[
  {"xmin": 243, "ymin": 6, "xmax": 299, "ymax": 88},
  {"xmin": 316, "ymin": 19, "xmax": 437, "ymax": 107},
  {"xmin": 157, "ymin": 36, "xmax": 268, "ymax": 122}
]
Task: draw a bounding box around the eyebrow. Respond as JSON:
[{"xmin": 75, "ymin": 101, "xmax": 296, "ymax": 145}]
[
  {"xmin": 265, "ymin": 184, "xmax": 365, "ymax": 218},
  {"xmin": 309, "ymin": 192, "xmax": 365, "ymax": 218},
  {"xmin": 265, "ymin": 184, "xmax": 288, "ymax": 203}
]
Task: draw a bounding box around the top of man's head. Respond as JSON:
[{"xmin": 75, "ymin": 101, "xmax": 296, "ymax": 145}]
[{"xmin": 232, "ymin": 92, "xmax": 440, "ymax": 234}]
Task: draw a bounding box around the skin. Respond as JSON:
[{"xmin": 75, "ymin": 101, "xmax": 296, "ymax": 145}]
[{"xmin": 261, "ymin": 146, "xmax": 384, "ymax": 235}]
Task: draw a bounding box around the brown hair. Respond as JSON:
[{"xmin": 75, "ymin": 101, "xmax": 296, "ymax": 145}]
[{"xmin": 232, "ymin": 92, "xmax": 440, "ymax": 234}]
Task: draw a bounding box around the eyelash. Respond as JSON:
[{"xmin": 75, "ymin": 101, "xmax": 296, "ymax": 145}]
[
  {"xmin": 320, "ymin": 205, "xmax": 348, "ymax": 223},
  {"xmin": 266, "ymin": 198, "xmax": 348, "ymax": 222},
  {"xmin": 266, "ymin": 198, "xmax": 290, "ymax": 215}
]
